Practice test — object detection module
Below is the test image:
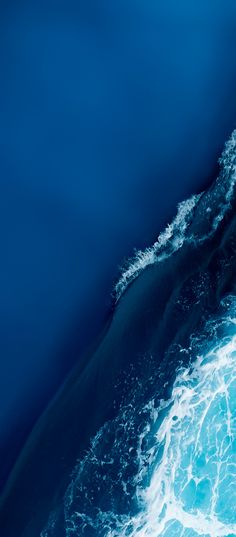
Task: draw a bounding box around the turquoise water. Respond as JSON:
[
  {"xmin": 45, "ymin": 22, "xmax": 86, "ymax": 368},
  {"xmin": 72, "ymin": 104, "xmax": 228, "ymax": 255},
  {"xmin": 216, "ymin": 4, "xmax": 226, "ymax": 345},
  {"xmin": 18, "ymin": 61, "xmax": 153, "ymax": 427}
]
[{"xmin": 116, "ymin": 300, "xmax": 236, "ymax": 537}]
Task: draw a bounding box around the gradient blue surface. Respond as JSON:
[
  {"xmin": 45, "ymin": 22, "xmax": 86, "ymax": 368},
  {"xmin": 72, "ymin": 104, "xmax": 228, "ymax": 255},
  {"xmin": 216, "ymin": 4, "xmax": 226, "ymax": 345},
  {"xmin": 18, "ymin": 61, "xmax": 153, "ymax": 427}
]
[{"xmin": 1, "ymin": 0, "xmax": 236, "ymax": 486}]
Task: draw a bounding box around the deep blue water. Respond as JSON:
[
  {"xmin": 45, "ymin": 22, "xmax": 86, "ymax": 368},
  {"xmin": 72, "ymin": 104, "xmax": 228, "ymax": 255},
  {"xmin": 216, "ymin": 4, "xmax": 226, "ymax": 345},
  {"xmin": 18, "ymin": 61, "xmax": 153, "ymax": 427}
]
[
  {"xmin": 1, "ymin": 128, "xmax": 236, "ymax": 537},
  {"xmin": 1, "ymin": 0, "xmax": 236, "ymax": 490}
]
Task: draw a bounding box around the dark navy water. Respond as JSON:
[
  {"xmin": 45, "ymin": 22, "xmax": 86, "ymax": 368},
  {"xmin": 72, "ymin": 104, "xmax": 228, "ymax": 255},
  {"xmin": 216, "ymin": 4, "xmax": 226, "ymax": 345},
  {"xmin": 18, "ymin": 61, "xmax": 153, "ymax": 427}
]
[
  {"xmin": 1, "ymin": 0, "xmax": 236, "ymax": 490},
  {"xmin": 1, "ymin": 129, "xmax": 236, "ymax": 536}
]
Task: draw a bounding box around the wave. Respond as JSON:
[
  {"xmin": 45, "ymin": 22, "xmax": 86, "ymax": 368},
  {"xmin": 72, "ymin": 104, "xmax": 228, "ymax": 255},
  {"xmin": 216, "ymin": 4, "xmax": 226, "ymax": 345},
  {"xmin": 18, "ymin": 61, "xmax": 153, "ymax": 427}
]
[
  {"xmin": 1, "ymin": 130, "xmax": 236, "ymax": 537},
  {"xmin": 115, "ymin": 130, "xmax": 236, "ymax": 302},
  {"xmin": 38, "ymin": 130, "xmax": 236, "ymax": 537}
]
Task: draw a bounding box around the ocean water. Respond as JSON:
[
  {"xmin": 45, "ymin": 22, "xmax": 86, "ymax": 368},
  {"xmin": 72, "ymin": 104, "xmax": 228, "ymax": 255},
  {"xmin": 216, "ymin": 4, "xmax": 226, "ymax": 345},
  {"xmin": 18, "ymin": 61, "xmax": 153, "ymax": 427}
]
[
  {"xmin": 34, "ymin": 132, "xmax": 236, "ymax": 537},
  {"xmin": 2, "ymin": 0, "xmax": 236, "ymax": 491}
]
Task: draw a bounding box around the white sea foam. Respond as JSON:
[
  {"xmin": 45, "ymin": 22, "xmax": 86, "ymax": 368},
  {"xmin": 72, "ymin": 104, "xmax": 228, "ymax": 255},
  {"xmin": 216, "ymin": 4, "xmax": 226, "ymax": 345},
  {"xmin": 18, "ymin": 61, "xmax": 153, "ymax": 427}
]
[
  {"xmin": 104, "ymin": 300, "xmax": 236, "ymax": 537},
  {"xmin": 115, "ymin": 130, "xmax": 236, "ymax": 302},
  {"xmin": 114, "ymin": 194, "xmax": 201, "ymax": 301}
]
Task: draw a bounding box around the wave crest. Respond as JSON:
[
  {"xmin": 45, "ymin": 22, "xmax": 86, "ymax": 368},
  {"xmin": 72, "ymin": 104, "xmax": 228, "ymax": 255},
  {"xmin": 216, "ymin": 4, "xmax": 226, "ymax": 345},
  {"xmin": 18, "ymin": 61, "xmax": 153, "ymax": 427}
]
[{"xmin": 115, "ymin": 130, "xmax": 236, "ymax": 302}]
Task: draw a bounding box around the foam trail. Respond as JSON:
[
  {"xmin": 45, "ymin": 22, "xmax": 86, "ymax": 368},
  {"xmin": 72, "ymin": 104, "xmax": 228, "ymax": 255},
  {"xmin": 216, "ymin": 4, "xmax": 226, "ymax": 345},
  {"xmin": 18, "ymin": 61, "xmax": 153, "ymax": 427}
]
[
  {"xmin": 114, "ymin": 194, "xmax": 201, "ymax": 301},
  {"xmin": 115, "ymin": 130, "xmax": 236, "ymax": 301}
]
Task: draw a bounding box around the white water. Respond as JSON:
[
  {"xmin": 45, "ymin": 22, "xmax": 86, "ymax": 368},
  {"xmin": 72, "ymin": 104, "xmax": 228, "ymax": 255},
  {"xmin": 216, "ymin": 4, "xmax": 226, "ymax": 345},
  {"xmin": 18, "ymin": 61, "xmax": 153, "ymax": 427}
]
[{"xmin": 105, "ymin": 298, "xmax": 236, "ymax": 537}]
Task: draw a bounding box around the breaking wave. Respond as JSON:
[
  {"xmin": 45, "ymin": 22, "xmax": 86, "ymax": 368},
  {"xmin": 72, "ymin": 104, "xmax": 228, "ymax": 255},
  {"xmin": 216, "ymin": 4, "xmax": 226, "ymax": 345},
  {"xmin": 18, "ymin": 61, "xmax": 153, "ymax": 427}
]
[{"xmin": 41, "ymin": 297, "xmax": 236, "ymax": 537}]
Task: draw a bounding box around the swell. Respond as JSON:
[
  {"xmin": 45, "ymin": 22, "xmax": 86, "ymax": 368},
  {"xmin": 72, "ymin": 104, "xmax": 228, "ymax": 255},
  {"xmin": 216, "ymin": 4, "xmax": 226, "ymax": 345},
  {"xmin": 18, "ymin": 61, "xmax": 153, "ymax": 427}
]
[{"xmin": 1, "ymin": 132, "xmax": 236, "ymax": 537}]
